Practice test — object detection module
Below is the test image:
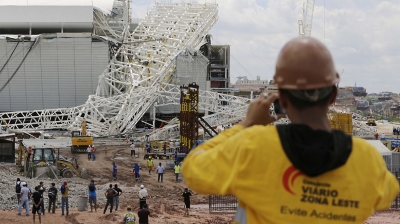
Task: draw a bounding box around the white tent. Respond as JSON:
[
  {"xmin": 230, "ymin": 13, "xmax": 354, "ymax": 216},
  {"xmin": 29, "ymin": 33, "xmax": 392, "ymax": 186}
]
[{"xmin": 366, "ymin": 140, "xmax": 392, "ymax": 156}]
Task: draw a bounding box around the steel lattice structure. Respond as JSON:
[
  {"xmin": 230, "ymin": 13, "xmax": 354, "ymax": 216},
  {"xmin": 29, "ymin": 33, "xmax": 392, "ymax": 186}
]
[{"xmin": 0, "ymin": 1, "xmax": 220, "ymax": 136}]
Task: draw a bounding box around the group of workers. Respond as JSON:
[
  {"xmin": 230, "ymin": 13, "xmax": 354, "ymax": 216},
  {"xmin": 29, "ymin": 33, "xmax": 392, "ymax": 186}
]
[
  {"xmin": 143, "ymin": 156, "xmax": 181, "ymax": 182},
  {"xmin": 15, "ymin": 177, "xmax": 153, "ymax": 224},
  {"xmin": 86, "ymin": 145, "xmax": 97, "ymax": 161},
  {"xmin": 15, "ymin": 179, "xmax": 70, "ymax": 224},
  {"xmin": 144, "ymin": 140, "xmax": 187, "ymax": 154}
]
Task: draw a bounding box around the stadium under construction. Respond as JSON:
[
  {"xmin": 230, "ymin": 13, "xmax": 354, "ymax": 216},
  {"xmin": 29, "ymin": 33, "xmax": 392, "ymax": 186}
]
[{"xmin": 0, "ymin": 0, "xmax": 377, "ymax": 142}]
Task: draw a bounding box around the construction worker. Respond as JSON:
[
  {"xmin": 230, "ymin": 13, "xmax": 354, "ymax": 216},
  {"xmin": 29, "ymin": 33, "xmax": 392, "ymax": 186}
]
[
  {"xmin": 147, "ymin": 157, "xmax": 153, "ymax": 174},
  {"xmin": 138, "ymin": 204, "xmax": 150, "ymax": 224},
  {"xmin": 87, "ymin": 145, "xmax": 92, "ymax": 161},
  {"xmin": 174, "ymin": 162, "xmax": 181, "ymax": 182},
  {"xmin": 169, "ymin": 140, "xmax": 174, "ymax": 153},
  {"xmin": 156, "ymin": 162, "xmax": 164, "ymax": 182},
  {"xmin": 182, "ymin": 37, "xmax": 399, "ymax": 223},
  {"xmin": 113, "ymin": 184, "xmax": 123, "ymax": 212},
  {"xmin": 88, "ymin": 180, "xmax": 97, "ymax": 212},
  {"xmin": 181, "ymin": 144, "xmax": 187, "ymax": 154},
  {"xmin": 163, "ymin": 142, "xmax": 167, "ymax": 154},
  {"xmin": 27, "ymin": 146, "xmax": 32, "ymax": 163},
  {"xmin": 60, "ymin": 180, "xmax": 69, "ymax": 216},
  {"xmin": 47, "ymin": 183, "xmax": 57, "ymax": 214},
  {"xmin": 139, "ymin": 185, "xmax": 148, "ymax": 209},
  {"xmin": 122, "ymin": 206, "xmax": 136, "ymax": 224},
  {"xmin": 31, "ymin": 186, "xmax": 42, "ymax": 223},
  {"xmin": 182, "ymin": 188, "xmax": 192, "ymax": 217},
  {"xmin": 17, "ymin": 182, "xmax": 30, "ymax": 216},
  {"xmin": 15, "ymin": 178, "xmax": 22, "ymax": 205},
  {"xmin": 133, "ymin": 162, "xmax": 141, "ymax": 181},
  {"xmin": 91, "ymin": 145, "xmax": 96, "ymax": 161},
  {"xmin": 38, "ymin": 182, "xmax": 46, "ymax": 215},
  {"xmin": 103, "ymin": 184, "xmax": 117, "ymax": 214},
  {"xmin": 130, "ymin": 142, "xmax": 136, "ymax": 157},
  {"xmin": 146, "ymin": 142, "xmax": 151, "ymax": 154},
  {"xmin": 112, "ymin": 162, "xmax": 118, "ymax": 180},
  {"xmin": 175, "ymin": 140, "xmax": 180, "ymax": 153}
]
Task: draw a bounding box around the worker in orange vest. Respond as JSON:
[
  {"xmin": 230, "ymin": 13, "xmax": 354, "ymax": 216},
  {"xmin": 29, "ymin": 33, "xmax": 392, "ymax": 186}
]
[{"xmin": 91, "ymin": 146, "xmax": 97, "ymax": 161}]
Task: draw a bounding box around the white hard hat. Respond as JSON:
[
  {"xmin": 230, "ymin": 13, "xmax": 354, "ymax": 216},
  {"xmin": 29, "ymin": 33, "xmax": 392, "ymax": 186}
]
[
  {"xmin": 21, "ymin": 182, "xmax": 27, "ymax": 186},
  {"xmin": 140, "ymin": 185, "xmax": 144, "ymax": 189}
]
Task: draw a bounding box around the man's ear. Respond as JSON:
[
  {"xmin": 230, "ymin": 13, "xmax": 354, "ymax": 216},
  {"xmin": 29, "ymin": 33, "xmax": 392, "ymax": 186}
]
[
  {"xmin": 278, "ymin": 89, "xmax": 288, "ymax": 109},
  {"xmin": 329, "ymin": 86, "xmax": 338, "ymax": 105}
]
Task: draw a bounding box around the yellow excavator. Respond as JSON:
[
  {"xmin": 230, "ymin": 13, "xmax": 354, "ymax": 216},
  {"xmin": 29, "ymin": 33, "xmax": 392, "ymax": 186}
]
[
  {"xmin": 16, "ymin": 140, "xmax": 85, "ymax": 178},
  {"xmin": 71, "ymin": 119, "xmax": 93, "ymax": 153},
  {"xmin": 366, "ymin": 109, "xmax": 377, "ymax": 126}
]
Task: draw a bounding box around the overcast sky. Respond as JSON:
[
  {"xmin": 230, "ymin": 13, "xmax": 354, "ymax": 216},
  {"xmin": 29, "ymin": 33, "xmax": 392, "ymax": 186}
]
[{"xmin": 1, "ymin": 0, "xmax": 399, "ymax": 93}]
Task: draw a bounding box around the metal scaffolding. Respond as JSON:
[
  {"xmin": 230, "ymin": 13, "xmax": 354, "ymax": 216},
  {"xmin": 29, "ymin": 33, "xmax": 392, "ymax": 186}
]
[{"xmin": 180, "ymin": 83, "xmax": 199, "ymax": 153}]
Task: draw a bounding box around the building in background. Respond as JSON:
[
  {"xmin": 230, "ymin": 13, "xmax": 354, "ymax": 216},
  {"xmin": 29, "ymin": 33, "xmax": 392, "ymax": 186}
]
[
  {"xmin": 200, "ymin": 35, "xmax": 231, "ymax": 94},
  {"xmin": 231, "ymin": 76, "xmax": 275, "ymax": 98}
]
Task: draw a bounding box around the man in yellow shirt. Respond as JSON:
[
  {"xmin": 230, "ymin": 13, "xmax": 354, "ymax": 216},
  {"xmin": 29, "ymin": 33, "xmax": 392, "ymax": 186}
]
[{"xmin": 182, "ymin": 37, "xmax": 399, "ymax": 224}]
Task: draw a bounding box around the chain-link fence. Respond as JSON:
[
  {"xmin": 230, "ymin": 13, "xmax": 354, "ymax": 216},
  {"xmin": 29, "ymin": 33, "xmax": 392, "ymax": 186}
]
[
  {"xmin": 209, "ymin": 195, "xmax": 237, "ymax": 213},
  {"xmin": 383, "ymin": 152, "xmax": 400, "ymax": 209},
  {"xmin": 387, "ymin": 169, "xmax": 400, "ymax": 209}
]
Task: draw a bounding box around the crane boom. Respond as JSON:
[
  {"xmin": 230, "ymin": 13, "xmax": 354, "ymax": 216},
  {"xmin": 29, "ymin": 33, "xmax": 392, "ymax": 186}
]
[{"xmin": 298, "ymin": 0, "xmax": 315, "ymax": 36}]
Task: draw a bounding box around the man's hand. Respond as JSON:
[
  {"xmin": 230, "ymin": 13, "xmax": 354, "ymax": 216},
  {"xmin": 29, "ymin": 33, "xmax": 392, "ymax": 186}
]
[{"xmin": 240, "ymin": 93, "xmax": 284, "ymax": 128}]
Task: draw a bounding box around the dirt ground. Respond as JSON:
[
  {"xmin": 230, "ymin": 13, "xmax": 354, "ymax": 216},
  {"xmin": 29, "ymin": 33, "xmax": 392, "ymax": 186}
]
[{"xmin": 0, "ymin": 138, "xmax": 397, "ymax": 224}]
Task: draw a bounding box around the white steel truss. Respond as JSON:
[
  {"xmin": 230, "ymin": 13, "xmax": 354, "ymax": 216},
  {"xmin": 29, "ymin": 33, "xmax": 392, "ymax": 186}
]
[{"xmin": 0, "ymin": 1, "xmax": 219, "ymax": 137}]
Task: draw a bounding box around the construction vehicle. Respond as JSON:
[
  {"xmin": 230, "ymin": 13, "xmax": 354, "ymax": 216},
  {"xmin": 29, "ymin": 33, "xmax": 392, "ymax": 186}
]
[
  {"xmin": 16, "ymin": 140, "xmax": 84, "ymax": 178},
  {"xmin": 16, "ymin": 140, "xmax": 31, "ymax": 173},
  {"xmin": 71, "ymin": 119, "xmax": 93, "ymax": 153},
  {"xmin": 366, "ymin": 109, "xmax": 377, "ymax": 126}
]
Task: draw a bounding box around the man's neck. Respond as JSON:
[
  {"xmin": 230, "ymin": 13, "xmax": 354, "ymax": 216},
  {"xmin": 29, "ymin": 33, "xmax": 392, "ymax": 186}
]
[{"xmin": 288, "ymin": 108, "xmax": 332, "ymax": 132}]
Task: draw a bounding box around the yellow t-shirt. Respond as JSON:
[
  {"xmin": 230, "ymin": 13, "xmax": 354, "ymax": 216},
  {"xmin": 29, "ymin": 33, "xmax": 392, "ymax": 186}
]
[
  {"xmin": 61, "ymin": 185, "xmax": 70, "ymax": 197},
  {"xmin": 182, "ymin": 125, "xmax": 399, "ymax": 224}
]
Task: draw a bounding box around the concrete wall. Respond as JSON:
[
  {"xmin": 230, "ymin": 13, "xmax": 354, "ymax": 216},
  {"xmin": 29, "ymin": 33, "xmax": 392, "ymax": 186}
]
[
  {"xmin": 156, "ymin": 54, "xmax": 208, "ymax": 114},
  {"xmin": 0, "ymin": 6, "xmax": 93, "ymax": 34},
  {"xmin": 0, "ymin": 36, "xmax": 108, "ymax": 112}
]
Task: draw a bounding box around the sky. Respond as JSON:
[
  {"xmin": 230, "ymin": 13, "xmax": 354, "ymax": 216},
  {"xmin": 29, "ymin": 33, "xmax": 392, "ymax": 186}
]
[{"xmin": 1, "ymin": 0, "xmax": 399, "ymax": 93}]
